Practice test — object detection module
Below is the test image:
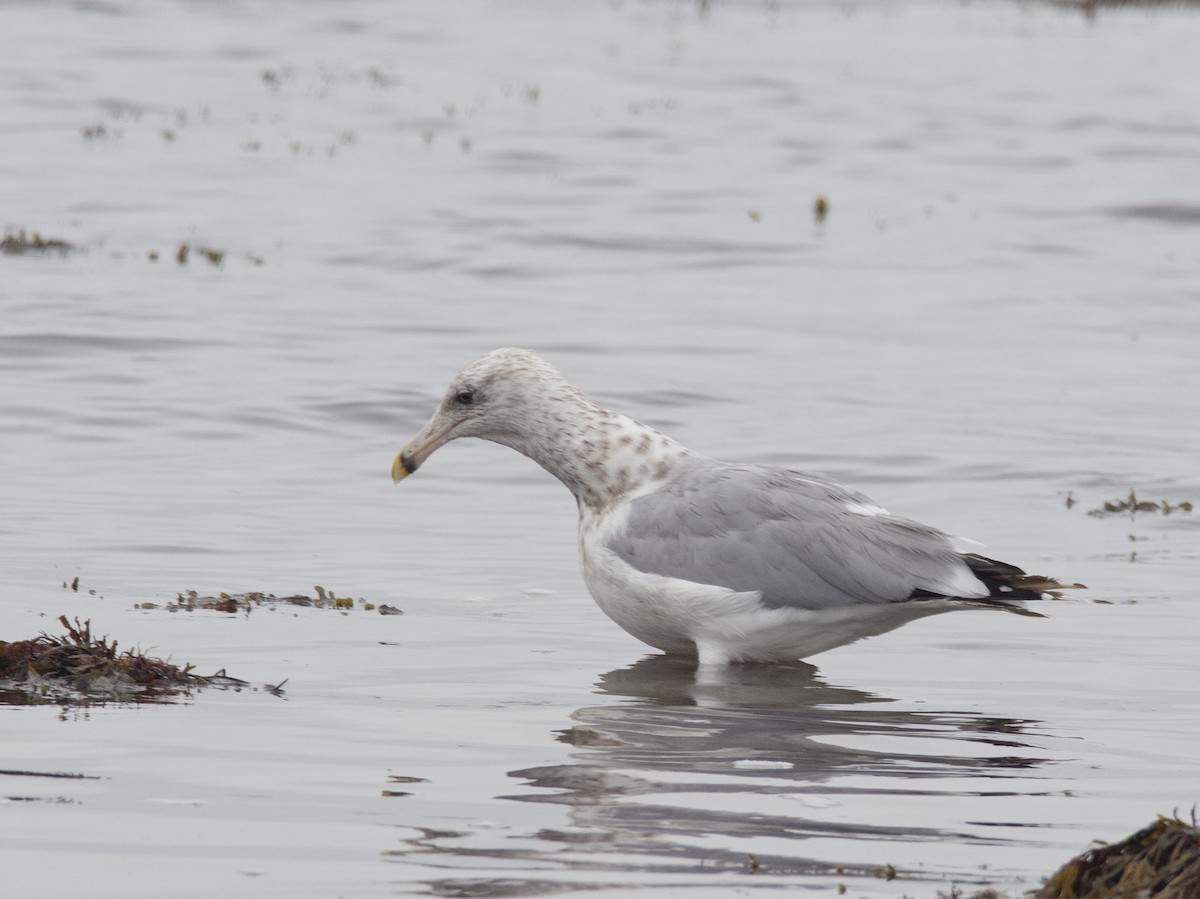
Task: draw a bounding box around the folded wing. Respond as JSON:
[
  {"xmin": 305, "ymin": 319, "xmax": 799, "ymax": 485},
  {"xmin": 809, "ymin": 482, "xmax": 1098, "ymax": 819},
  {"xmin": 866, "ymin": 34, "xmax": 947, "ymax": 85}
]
[{"xmin": 607, "ymin": 460, "xmax": 1008, "ymax": 611}]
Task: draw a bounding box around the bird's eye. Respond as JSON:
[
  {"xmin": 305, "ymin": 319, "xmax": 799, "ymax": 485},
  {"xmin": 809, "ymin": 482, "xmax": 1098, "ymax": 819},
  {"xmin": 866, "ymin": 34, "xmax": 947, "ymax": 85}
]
[{"xmin": 454, "ymin": 388, "xmax": 476, "ymax": 406}]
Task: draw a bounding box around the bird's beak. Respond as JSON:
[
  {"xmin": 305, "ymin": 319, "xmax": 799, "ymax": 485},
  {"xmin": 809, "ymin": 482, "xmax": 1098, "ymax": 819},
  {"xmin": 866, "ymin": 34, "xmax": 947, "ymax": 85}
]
[
  {"xmin": 392, "ymin": 418, "xmax": 458, "ymax": 484},
  {"xmin": 390, "ymin": 451, "xmax": 413, "ymax": 483}
]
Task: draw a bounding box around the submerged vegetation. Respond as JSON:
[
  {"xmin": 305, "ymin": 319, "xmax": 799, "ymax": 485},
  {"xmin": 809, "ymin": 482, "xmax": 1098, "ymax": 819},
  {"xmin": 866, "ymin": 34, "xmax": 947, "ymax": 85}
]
[
  {"xmin": 0, "ymin": 615, "xmax": 240, "ymax": 705},
  {"xmin": 1036, "ymin": 813, "xmax": 1200, "ymax": 899}
]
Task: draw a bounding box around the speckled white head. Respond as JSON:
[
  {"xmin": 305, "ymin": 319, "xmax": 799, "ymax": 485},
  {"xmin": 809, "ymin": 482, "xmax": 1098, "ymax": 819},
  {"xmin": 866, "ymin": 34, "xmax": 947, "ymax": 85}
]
[
  {"xmin": 392, "ymin": 347, "xmax": 687, "ymax": 510},
  {"xmin": 393, "ymin": 348, "xmax": 580, "ymax": 476}
]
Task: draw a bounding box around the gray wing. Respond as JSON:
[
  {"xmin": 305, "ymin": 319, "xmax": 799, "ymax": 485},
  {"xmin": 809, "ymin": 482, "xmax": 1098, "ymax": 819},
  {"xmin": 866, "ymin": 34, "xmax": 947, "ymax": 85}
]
[{"xmin": 607, "ymin": 460, "xmax": 984, "ymax": 610}]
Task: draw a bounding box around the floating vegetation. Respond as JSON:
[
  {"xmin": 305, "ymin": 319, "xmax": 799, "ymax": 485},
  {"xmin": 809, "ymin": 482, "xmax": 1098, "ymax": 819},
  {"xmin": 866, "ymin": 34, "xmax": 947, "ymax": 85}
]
[
  {"xmin": 1048, "ymin": 0, "xmax": 1200, "ymax": 16},
  {"xmin": 1036, "ymin": 813, "xmax": 1200, "ymax": 899},
  {"xmin": 4, "ymin": 228, "xmax": 262, "ymax": 267},
  {"xmin": 261, "ymin": 63, "xmax": 400, "ymax": 91},
  {"xmin": 80, "ymin": 121, "xmax": 118, "ymax": 140},
  {"xmin": 136, "ymin": 586, "xmax": 399, "ymax": 616},
  {"xmin": 3, "ymin": 233, "xmax": 259, "ymax": 267},
  {"xmin": 260, "ymin": 66, "xmax": 290, "ymax": 87},
  {"xmin": 174, "ymin": 242, "xmax": 225, "ymax": 267},
  {"xmin": 0, "ymin": 616, "xmax": 240, "ymax": 706},
  {"xmin": 627, "ymin": 96, "xmax": 679, "ymax": 115},
  {"xmin": 1086, "ymin": 489, "xmax": 1194, "ymax": 518},
  {"xmin": 61, "ymin": 576, "xmax": 97, "ymax": 597},
  {"xmin": 1, "ymin": 228, "xmax": 74, "ymax": 255},
  {"xmin": 814, "ymin": 195, "xmax": 830, "ymax": 223},
  {"xmin": 149, "ymin": 244, "xmax": 260, "ymax": 266}
]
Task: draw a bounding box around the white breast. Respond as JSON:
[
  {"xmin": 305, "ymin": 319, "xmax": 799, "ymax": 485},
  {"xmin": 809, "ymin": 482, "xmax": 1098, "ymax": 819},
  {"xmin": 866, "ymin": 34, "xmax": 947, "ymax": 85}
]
[{"xmin": 577, "ymin": 503, "xmax": 730, "ymax": 655}]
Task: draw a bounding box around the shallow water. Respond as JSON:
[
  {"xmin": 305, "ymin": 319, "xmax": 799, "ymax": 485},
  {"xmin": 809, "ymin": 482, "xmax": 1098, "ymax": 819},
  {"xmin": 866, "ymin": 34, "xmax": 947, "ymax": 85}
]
[{"xmin": 3, "ymin": 0, "xmax": 1199, "ymax": 896}]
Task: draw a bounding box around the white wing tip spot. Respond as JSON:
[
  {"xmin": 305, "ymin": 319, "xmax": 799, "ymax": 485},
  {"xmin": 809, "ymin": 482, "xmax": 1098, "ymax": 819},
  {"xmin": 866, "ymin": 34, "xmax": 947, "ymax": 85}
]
[{"xmin": 844, "ymin": 502, "xmax": 889, "ymax": 517}]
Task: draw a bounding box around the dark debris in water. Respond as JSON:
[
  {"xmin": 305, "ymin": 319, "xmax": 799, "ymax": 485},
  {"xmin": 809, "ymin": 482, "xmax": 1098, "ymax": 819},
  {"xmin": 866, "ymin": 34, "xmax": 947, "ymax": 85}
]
[
  {"xmin": 1049, "ymin": 0, "xmax": 1200, "ymax": 15},
  {"xmin": 2, "ymin": 768, "xmax": 100, "ymax": 805},
  {"xmin": 1036, "ymin": 813, "xmax": 1200, "ymax": 899},
  {"xmin": 149, "ymin": 243, "xmax": 262, "ymax": 266},
  {"xmin": 170, "ymin": 242, "xmax": 231, "ymax": 267},
  {"xmin": 2, "ymin": 228, "xmax": 74, "ymax": 255},
  {"xmin": 813, "ymin": 195, "xmax": 829, "ymax": 223},
  {"xmin": 3, "ymin": 227, "xmax": 264, "ymax": 267},
  {"xmin": 138, "ymin": 586, "xmax": 400, "ymax": 616},
  {"xmin": 1082, "ymin": 489, "xmax": 1194, "ymax": 518},
  {"xmin": 0, "ymin": 615, "xmax": 245, "ymax": 706}
]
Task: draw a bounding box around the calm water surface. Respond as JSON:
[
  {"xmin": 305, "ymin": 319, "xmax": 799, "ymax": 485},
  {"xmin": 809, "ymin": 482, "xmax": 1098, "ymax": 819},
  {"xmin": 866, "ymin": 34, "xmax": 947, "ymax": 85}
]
[{"xmin": 2, "ymin": 1, "xmax": 1199, "ymax": 896}]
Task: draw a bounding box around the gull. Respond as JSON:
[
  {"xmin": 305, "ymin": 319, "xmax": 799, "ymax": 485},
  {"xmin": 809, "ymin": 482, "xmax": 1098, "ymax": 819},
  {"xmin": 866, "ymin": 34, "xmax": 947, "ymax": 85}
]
[{"xmin": 392, "ymin": 348, "xmax": 1082, "ymax": 666}]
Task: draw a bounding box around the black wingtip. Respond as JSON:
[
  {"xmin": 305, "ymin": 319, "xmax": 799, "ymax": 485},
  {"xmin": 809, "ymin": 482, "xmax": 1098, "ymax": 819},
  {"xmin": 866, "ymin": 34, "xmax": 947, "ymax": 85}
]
[
  {"xmin": 906, "ymin": 553, "xmax": 1084, "ymax": 614},
  {"xmin": 962, "ymin": 553, "xmax": 1086, "ymax": 601}
]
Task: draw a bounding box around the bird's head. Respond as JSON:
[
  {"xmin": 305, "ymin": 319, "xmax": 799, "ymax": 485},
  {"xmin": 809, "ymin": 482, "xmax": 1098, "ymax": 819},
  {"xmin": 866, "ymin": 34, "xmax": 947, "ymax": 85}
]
[{"xmin": 391, "ymin": 347, "xmax": 578, "ymax": 483}]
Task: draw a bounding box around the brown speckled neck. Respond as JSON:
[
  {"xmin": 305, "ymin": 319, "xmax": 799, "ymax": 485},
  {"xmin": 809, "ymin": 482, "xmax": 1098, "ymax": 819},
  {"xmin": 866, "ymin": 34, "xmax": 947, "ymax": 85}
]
[{"xmin": 488, "ymin": 392, "xmax": 689, "ymax": 512}]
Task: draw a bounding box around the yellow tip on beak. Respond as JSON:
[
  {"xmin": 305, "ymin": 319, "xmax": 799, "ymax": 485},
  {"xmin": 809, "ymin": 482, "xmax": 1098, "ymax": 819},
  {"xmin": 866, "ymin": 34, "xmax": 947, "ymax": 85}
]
[
  {"xmin": 392, "ymin": 418, "xmax": 456, "ymax": 485},
  {"xmin": 391, "ymin": 452, "xmax": 411, "ymax": 484}
]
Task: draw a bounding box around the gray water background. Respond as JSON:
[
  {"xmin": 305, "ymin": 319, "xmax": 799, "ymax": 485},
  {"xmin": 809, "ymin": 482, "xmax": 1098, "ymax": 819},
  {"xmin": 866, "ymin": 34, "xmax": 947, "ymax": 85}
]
[{"xmin": 2, "ymin": 0, "xmax": 1199, "ymax": 896}]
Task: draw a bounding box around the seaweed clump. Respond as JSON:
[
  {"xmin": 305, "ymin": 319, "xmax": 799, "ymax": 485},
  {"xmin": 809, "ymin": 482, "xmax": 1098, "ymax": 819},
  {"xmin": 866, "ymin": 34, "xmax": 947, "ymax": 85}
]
[
  {"xmin": 140, "ymin": 586, "xmax": 400, "ymax": 616},
  {"xmin": 1087, "ymin": 489, "xmax": 1193, "ymax": 518},
  {"xmin": 0, "ymin": 615, "xmax": 218, "ymax": 705},
  {"xmin": 1036, "ymin": 813, "xmax": 1200, "ymax": 899}
]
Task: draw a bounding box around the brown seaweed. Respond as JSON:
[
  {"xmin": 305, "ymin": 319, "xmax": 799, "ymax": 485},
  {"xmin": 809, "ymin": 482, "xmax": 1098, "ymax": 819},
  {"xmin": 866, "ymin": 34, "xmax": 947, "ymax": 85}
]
[
  {"xmin": 0, "ymin": 615, "xmax": 244, "ymax": 705},
  {"xmin": 1086, "ymin": 489, "xmax": 1194, "ymax": 518},
  {"xmin": 1, "ymin": 228, "xmax": 74, "ymax": 255},
  {"xmin": 1036, "ymin": 813, "xmax": 1200, "ymax": 899},
  {"xmin": 139, "ymin": 587, "xmax": 397, "ymax": 615}
]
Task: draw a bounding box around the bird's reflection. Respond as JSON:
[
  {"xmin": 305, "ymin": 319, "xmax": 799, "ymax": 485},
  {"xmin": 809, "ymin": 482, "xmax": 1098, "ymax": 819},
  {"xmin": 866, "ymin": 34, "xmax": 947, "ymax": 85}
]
[
  {"xmin": 411, "ymin": 658, "xmax": 1056, "ymax": 897},
  {"xmin": 538, "ymin": 655, "xmax": 1046, "ymax": 783},
  {"xmin": 498, "ymin": 656, "xmax": 1051, "ymax": 882}
]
